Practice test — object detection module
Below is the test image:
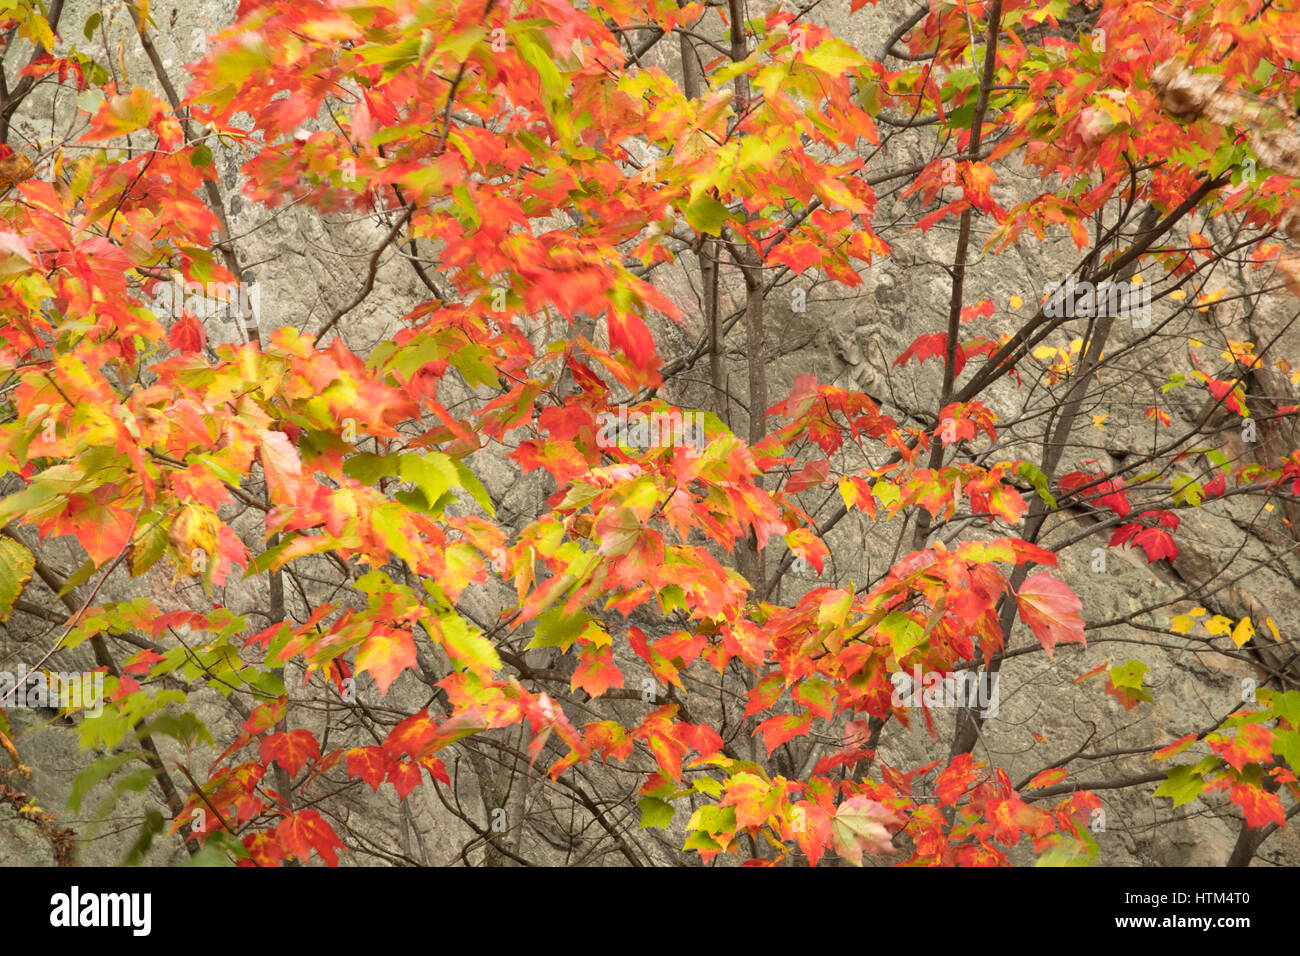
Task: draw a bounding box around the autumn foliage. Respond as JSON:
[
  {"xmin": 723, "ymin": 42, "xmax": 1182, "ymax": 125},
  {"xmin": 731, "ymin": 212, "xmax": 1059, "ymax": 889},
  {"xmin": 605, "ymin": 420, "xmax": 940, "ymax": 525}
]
[{"xmin": 0, "ymin": 0, "xmax": 1299, "ymax": 866}]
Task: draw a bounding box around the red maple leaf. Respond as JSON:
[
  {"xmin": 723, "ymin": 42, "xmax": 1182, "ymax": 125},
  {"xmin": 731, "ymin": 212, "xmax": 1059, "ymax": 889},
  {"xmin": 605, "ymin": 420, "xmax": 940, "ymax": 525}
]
[
  {"xmin": 785, "ymin": 458, "xmax": 830, "ymax": 493},
  {"xmin": 606, "ymin": 309, "xmax": 661, "ymax": 385},
  {"xmin": 346, "ymin": 746, "xmax": 388, "ymax": 793},
  {"xmin": 934, "ymin": 753, "xmax": 980, "ymax": 807},
  {"xmin": 382, "ymin": 709, "xmax": 439, "ymax": 760},
  {"xmin": 123, "ymin": 649, "xmax": 164, "ymax": 676},
  {"xmin": 958, "ymin": 161, "xmax": 1001, "ymax": 215},
  {"xmin": 241, "ymin": 831, "xmax": 286, "ymax": 867},
  {"xmin": 755, "ymin": 712, "xmax": 816, "ymax": 755},
  {"xmin": 1230, "ymin": 783, "xmax": 1285, "ymax": 828},
  {"xmin": 259, "ymin": 729, "xmax": 321, "ymax": 779},
  {"xmin": 275, "ymin": 809, "xmax": 345, "ymax": 866},
  {"xmin": 41, "ymin": 493, "xmax": 135, "ymax": 565},
  {"xmin": 1131, "ymin": 526, "xmax": 1178, "ymax": 562},
  {"xmin": 1025, "ymin": 768, "xmax": 1070, "ymax": 789},
  {"xmin": 419, "ymin": 755, "xmax": 450, "ymax": 786},
  {"xmin": 1059, "ymin": 471, "xmax": 1131, "ymax": 517},
  {"xmin": 894, "ymin": 333, "xmax": 953, "ymax": 371},
  {"xmin": 386, "ymin": 759, "xmax": 424, "ymax": 800},
  {"xmin": 1016, "ymin": 572, "xmax": 1086, "ymax": 657},
  {"xmin": 790, "ymin": 801, "xmax": 833, "ymax": 866},
  {"xmin": 168, "ymin": 313, "xmax": 206, "ymax": 353},
  {"xmin": 355, "ymin": 626, "xmax": 416, "ymax": 695},
  {"xmin": 570, "ymin": 643, "xmax": 624, "ymax": 698},
  {"xmin": 1208, "ymin": 724, "xmax": 1273, "ymax": 772},
  {"xmin": 260, "ymin": 431, "xmax": 307, "ymax": 501}
]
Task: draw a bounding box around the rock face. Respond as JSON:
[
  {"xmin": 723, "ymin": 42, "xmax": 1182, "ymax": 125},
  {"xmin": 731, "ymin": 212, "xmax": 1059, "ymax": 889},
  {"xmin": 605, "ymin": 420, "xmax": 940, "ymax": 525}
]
[{"xmin": 1, "ymin": 0, "xmax": 1298, "ymax": 867}]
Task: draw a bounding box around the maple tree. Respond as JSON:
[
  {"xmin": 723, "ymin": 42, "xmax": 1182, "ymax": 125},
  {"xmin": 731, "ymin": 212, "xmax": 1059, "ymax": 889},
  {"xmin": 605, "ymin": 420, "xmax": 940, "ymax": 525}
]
[{"xmin": 0, "ymin": 0, "xmax": 1299, "ymax": 867}]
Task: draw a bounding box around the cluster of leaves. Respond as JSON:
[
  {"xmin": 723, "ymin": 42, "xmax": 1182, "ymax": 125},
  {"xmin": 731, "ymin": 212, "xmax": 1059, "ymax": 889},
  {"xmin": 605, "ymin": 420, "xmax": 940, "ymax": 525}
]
[{"xmin": 1, "ymin": 0, "xmax": 1299, "ymax": 866}]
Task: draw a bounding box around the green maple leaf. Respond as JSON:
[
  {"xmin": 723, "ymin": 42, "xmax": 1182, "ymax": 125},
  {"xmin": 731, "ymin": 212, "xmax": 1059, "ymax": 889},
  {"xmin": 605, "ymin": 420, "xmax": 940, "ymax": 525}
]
[
  {"xmin": 637, "ymin": 797, "xmax": 675, "ymax": 829},
  {"xmin": 1154, "ymin": 765, "xmax": 1205, "ymax": 808}
]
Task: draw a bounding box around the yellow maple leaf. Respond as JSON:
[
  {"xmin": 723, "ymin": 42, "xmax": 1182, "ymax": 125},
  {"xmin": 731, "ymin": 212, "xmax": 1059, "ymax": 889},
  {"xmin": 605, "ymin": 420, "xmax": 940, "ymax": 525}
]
[
  {"xmin": 168, "ymin": 501, "xmax": 220, "ymax": 586},
  {"xmin": 1231, "ymin": 617, "xmax": 1255, "ymax": 648},
  {"xmin": 1197, "ymin": 288, "xmax": 1226, "ymax": 311},
  {"xmin": 1204, "ymin": 614, "xmax": 1233, "ymax": 636},
  {"xmin": 1221, "ymin": 340, "xmax": 1257, "ymax": 366}
]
